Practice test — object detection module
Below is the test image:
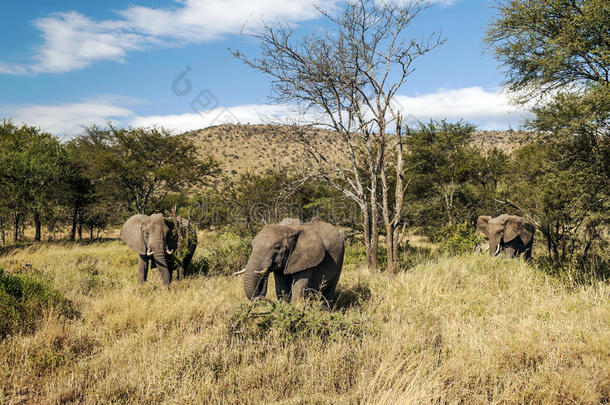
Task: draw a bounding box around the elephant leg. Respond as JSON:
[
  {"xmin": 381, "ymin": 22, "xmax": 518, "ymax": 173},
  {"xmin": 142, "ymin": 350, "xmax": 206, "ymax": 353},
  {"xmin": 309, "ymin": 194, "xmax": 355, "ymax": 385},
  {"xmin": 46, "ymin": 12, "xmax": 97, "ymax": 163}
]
[
  {"xmin": 137, "ymin": 255, "xmax": 149, "ymax": 283},
  {"xmin": 179, "ymin": 247, "xmax": 195, "ymax": 280},
  {"xmin": 320, "ymin": 259, "xmax": 341, "ymax": 306},
  {"xmin": 157, "ymin": 266, "xmax": 171, "ymax": 287},
  {"xmin": 503, "ymin": 246, "xmax": 516, "ymax": 258},
  {"xmin": 273, "ymin": 272, "xmax": 292, "ymax": 301},
  {"xmin": 322, "ymin": 273, "xmax": 340, "ymax": 306},
  {"xmin": 290, "ymin": 269, "xmax": 313, "ymax": 303},
  {"xmin": 525, "ymin": 242, "xmax": 532, "ymax": 262}
]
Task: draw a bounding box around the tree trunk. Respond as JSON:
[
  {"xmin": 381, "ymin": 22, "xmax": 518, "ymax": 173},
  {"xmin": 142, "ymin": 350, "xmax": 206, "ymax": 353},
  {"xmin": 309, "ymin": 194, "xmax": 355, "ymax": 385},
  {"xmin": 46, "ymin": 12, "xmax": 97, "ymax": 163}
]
[
  {"xmin": 362, "ymin": 203, "xmax": 372, "ymax": 265},
  {"xmin": 78, "ymin": 212, "xmax": 83, "ymax": 240},
  {"xmin": 70, "ymin": 204, "xmax": 78, "ymax": 241},
  {"xmin": 0, "ymin": 216, "xmax": 5, "ymax": 245},
  {"xmin": 90, "ymin": 224, "xmax": 94, "ymax": 240},
  {"xmin": 34, "ymin": 211, "xmax": 42, "ymax": 242},
  {"xmin": 369, "ymin": 147, "xmax": 380, "ymax": 270},
  {"xmin": 13, "ymin": 212, "xmax": 19, "ymax": 242}
]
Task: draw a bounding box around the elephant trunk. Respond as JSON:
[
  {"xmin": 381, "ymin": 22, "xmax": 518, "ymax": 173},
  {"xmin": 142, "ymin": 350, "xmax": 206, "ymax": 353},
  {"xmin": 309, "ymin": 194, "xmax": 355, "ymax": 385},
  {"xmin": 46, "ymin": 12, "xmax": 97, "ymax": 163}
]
[
  {"xmin": 243, "ymin": 254, "xmax": 269, "ymax": 301},
  {"xmin": 151, "ymin": 239, "xmax": 167, "ymax": 263},
  {"xmin": 489, "ymin": 240, "xmax": 501, "ymax": 256}
]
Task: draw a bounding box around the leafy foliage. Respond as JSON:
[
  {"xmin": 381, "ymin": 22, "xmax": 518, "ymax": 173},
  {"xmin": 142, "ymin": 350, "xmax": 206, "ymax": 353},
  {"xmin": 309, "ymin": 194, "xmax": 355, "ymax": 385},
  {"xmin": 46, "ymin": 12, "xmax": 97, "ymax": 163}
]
[
  {"xmin": 227, "ymin": 300, "xmax": 372, "ymax": 341},
  {"xmin": 486, "ymin": 0, "xmax": 610, "ymax": 100},
  {"xmin": 487, "ymin": 0, "xmax": 609, "ymax": 268},
  {"xmin": 74, "ymin": 125, "xmax": 220, "ymax": 214},
  {"xmin": 435, "ymin": 222, "xmax": 484, "ymax": 256},
  {"xmin": 195, "ymin": 231, "xmax": 251, "ymax": 276},
  {"xmin": 0, "ymin": 121, "xmax": 65, "ymax": 241},
  {"xmin": 0, "ymin": 268, "xmax": 76, "ymax": 338},
  {"xmin": 404, "ymin": 120, "xmax": 506, "ymax": 232}
]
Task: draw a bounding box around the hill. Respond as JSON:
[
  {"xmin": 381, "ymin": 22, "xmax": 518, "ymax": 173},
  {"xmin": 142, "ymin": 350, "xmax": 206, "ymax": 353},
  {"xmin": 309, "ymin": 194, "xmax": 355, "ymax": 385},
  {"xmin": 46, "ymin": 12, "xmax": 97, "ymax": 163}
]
[
  {"xmin": 0, "ymin": 236, "xmax": 608, "ymax": 403},
  {"xmin": 186, "ymin": 124, "xmax": 527, "ymax": 177}
]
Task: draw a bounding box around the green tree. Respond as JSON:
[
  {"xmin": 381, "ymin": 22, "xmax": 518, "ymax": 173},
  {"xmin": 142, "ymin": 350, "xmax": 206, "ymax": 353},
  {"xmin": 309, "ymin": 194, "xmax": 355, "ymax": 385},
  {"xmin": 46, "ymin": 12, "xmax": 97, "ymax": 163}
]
[
  {"xmin": 403, "ymin": 120, "xmax": 506, "ymax": 234},
  {"xmin": 486, "ymin": 0, "xmax": 609, "ymax": 101},
  {"xmin": 487, "ymin": 0, "xmax": 609, "ymax": 263},
  {"xmin": 75, "ymin": 126, "xmax": 220, "ymax": 214},
  {"xmin": 0, "ymin": 120, "xmax": 64, "ymax": 242}
]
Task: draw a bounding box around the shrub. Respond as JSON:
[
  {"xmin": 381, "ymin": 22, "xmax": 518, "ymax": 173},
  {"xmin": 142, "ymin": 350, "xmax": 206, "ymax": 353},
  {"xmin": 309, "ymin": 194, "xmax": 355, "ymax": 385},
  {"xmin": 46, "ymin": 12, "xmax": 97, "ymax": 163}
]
[
  {"xmin": 434, "ymin": 222, "xmax": 483, "ymax": 255},
  {"xmin": 0, "ymin": 268, "xmax": 76, "ymax": 338},
  {"xmin": 343, "ymin": 239, "xmax": 367, "ymax": 267},
  {"xmin": 397, "ymin": 242, "xmax": 436, "ymax": 271},
  {"xmin": 226, "ymin": 300, "xmax": 372, "ymax": 342},
  {"xmin": 195, "ymin": 231, "xmax": 251, "ymax": 276}
]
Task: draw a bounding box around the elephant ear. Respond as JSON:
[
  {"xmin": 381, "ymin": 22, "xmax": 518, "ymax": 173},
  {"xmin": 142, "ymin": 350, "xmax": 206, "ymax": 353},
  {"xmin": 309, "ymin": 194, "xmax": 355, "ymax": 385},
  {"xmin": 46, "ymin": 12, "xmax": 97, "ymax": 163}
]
[
  {"xmin": 477, "ymin": 216, "xmax": 492, "ymax": 237},
  {"xmin": 503, "ymin": 216, "xmax": 535, "ymax": 245},
  {"xmin": 284, "ymin": 228, "xmax": 326, "ymax": 275},
  {"xmin": 120, "ymin": 215, "xmax": 148, "ymax": 255}
]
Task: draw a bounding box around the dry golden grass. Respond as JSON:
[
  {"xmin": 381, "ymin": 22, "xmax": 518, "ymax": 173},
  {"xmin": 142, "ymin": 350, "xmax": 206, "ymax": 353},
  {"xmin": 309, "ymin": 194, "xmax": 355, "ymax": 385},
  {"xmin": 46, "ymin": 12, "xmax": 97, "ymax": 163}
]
[{"xmin": 0, "ymin": 236, "xmax": 608, "ymax": 404}]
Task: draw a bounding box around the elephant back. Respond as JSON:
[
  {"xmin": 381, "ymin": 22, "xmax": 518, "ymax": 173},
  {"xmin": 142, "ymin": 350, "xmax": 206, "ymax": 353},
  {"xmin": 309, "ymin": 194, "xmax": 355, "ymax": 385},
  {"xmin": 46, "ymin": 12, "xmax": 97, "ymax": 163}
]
[{"xmin": 303, "ymin": 219, "xmax": 344, "ymax": 265}]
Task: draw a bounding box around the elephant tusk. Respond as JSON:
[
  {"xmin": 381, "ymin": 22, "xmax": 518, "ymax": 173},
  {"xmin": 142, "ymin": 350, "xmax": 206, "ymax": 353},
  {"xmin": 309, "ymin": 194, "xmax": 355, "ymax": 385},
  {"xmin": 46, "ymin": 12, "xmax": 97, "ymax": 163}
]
[
  {"xmin": 147, "ymin": 249, "xmax": 154, "ymax": 256},
  {"xmin": 494, "ymin": 244, "xmax": 501, "ymax": 256},
  {"xmin": 166, "ymin": 248, "xmax": 174, "ymax": 255},
  {"xmin": 254, "ymin": 269, "xmax": 269, "ymax": 275},
  {"xmin": 233, "ymin": 269, "xmax": 246, "ymax": 276}
]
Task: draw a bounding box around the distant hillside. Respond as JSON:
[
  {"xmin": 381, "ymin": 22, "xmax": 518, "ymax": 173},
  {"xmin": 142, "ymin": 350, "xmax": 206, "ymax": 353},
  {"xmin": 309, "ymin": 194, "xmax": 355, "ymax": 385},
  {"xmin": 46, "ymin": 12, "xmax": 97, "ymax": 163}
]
[
  {"xmin": 185, "ymin": 124, "xmax": 347, "ymax": 177},
  {"xmin": 186, "ymin": 124, "xmax": 527, "ymax": 177},
  {"xmin": 472, "ymin": 130, "xmax": 530, "ymax": 152}
]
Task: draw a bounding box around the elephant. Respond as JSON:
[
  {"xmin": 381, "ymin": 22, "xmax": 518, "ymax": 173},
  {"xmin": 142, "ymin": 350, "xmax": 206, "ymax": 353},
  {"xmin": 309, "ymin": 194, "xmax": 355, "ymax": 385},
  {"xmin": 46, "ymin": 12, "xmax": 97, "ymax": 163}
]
[
  {"xmin": 477, "ymin": 214, "xmax": 535, "ymax": 260},
  {"xmin": 239, "ymin": 218, "xmax": 344, "ymax": 304},
  {"xmin": 279, "ymin": 218, "xmax": 303, "ymax": 225},
  {"xmin": 120, "ymin": 213, "xmax": 197, "ymax": 286}
]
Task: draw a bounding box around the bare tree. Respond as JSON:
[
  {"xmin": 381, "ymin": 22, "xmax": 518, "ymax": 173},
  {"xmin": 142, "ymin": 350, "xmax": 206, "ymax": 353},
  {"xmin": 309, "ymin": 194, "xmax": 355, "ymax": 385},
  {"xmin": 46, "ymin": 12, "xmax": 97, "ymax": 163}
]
[{"xmin": 234, "ymin": 0, "xmax": 444, "ymax": 272}]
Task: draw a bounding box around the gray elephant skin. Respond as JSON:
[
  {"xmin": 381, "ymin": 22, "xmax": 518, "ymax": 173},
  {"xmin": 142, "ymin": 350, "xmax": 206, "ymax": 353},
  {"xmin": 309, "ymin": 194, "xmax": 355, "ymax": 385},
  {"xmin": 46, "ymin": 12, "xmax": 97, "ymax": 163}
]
[
  {"xmin": 120, "ymin": 213, "xmax": 197, "ymax": 286},
  {"xmin": 477, "ymin": 214, "xmax": 535, "ymax": 259},
  {"xmin": 242, "ymin": 218, "xmax": 344, "ymax": 304}
]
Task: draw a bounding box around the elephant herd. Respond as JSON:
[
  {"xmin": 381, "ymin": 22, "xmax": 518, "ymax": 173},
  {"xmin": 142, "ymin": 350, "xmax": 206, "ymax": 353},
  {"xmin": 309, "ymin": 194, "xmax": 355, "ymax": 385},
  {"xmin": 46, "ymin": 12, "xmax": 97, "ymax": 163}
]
[{"xmin": 120, "ymin": 213, "xmax": 535, "ymax": 303}]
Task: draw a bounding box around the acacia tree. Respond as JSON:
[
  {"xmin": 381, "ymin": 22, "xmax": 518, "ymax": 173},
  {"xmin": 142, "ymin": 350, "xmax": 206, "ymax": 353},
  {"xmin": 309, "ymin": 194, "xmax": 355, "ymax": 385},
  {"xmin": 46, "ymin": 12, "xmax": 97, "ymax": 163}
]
[
  {"xmin": 487, "ymin": 0, "xmax": 608, "ymax": 101},
  {"xmin": 235, "ymin": 0, "xmax": 444, "ymax": 271},
  {"xmin": 487, "ymin": 0, "xmax": 609, "ymax": 261},
  {"xmin": 0, "ymin": 120, "xmax": 63, "ymax": 242},
  {"xmin": 75, "ymin": 126, "xmax": 220, "ymax": 215}
]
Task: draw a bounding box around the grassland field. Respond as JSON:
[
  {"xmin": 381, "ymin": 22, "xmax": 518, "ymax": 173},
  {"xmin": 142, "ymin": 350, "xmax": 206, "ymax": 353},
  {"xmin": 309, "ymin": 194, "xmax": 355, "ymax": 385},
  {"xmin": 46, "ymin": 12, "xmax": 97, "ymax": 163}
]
[{"xmin": 0, "ymin": 230, "xmax": 608, "ymax": 404}]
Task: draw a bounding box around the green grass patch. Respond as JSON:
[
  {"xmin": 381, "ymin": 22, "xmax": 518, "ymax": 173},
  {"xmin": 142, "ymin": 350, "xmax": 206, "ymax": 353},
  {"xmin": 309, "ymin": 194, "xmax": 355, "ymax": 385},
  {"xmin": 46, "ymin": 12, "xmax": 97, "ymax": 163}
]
[
  {"xmin": 227, "ymin": 299, "xmax": 374, "ymax": 341},
  {"xmin": 0, "ymin": 268, "xmax": 76, "ymax": 338}
]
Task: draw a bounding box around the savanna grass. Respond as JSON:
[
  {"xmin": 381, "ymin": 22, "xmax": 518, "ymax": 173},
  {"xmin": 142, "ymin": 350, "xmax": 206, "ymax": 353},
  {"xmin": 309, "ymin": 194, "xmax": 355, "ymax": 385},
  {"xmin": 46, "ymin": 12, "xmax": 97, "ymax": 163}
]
[{"xmin": 0, "ymin": 235, "xmax": 607, "ymax": 404}]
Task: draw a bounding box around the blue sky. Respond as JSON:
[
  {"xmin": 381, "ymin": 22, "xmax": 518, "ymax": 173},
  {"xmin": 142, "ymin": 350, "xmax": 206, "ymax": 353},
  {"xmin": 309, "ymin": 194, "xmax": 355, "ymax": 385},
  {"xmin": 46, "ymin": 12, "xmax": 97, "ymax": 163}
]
[{"xmin": 0, "ymin": 0, "xmax": 529, "ymax": 136}]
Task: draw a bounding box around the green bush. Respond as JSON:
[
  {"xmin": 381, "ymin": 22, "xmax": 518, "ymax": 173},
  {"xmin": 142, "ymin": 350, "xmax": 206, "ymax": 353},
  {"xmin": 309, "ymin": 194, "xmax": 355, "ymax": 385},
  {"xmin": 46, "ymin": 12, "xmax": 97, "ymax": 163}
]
[
  {"xmin": 343, "ymin": 239, "xmax": 367, "ymax": 267},
  {"xmin": 535, "ymin": 254, "xmax": 610, "ymax": 285},
  {"xmin": 397, "ymin": 242, "xmax": 436, "ymax": 271},
  {"xmin": 196, "ymin": 231, "xmax": 251, "ymax": 276},
  {"xmin": 434, "ymin": 222, "xmax": 483, "ymax": 255},
  {"xmin": 0, "ymin": 268, "xmax": 76, "ymax": 338},
  {"xmin": 226, "ymin": 300, "xmax": 372, "ymax": 342}
]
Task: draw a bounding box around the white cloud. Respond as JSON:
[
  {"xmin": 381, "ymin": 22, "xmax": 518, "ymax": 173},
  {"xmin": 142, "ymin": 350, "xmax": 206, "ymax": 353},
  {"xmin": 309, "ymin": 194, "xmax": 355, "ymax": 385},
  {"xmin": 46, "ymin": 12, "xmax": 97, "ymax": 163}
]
[
  {"xmin": 131, "ymin": 104, "xmax": 303, "ymax": 133},
  {"xmin": 378, "ymin": 0, "xmax": 455, "ymax": 6},
  {"xmin": 4, "ymin": 101, "xmax": 134, "ymax": 136},
  {"xmin": 1, "ymin": 0, "xmax": 339, "ymax": 75},
  {"xmin": 30, "ymin": 12, "xmax": 149, "ymax": 74},
  {"xmin": 394, "ymin": 87, "xmax": 530, "ymax": 130},
  {"xmin": 133, "ymin": 87, "xmax": 529, "ymax": 131},
  {"xmin": 2, "ymin": 87, "xmax": 527, "ymax": 136}
]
